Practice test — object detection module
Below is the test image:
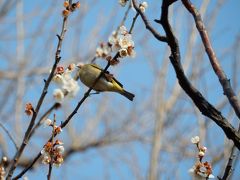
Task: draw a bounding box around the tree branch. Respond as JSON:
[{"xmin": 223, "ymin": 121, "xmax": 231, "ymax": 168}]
[
  {"xmin": 220, "ymin": 125, "xmax": 240, "ymax": 180},
  {"xmin": 12, "ymin": 11, "xmax": 140, "ymax": 177},
  {"xmin": 181, "ymin": 0, "xmax": 240, "ymax": 120},
  {"xmin": 29, "ymin": 103, "xmax": 61, "ymax": 139},
  {"xmin": 131, "ymin": 0, "xmax": 168, "ymax": 42},
  {"xmin": 6, "ymin": 14, "xmax": 69, "ymax": 180},
  {"xmin": 132, "ymin": 0, "xmax": 240, "ymax": 149}
]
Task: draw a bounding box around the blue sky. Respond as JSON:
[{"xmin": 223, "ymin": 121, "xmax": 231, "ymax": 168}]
[{"xmin": 0, "ymin": 0, "xmax": 240, "ymax": 179}]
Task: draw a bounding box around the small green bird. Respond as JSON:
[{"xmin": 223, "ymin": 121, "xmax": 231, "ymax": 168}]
[{"xmin": 76, "ymin": 63, "xmax": 135, "ymax": 101}]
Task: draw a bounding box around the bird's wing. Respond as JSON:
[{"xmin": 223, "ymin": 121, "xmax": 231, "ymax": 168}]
[
  {"xmin": 112, "ymin": 77, "xmax": 123, "ymax": 87},
  {"xmin": 89, "ymin": 64, "xmax": 123, "ymax": 88},
  {"xmin": 89, "ymin": 64, "xmax": 103, "ymax": 71}
]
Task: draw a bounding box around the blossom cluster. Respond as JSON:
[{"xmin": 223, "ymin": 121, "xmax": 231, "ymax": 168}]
[
  {"xmin": 42, "ymin": 118, "xmax": 63, "ymax": 134},
  {"xmin": 62, "ymin": 1, "xmax": 80, "ymax": 17},
  {"xmin": 41, "ymin": 118, "xmax": 64, "ymax": 166},
  {"xmin": 52, "ymin": 64, "xmax": 79, "ymax": 102},
  {"xmin": 109, "ymin": 25, "xmax": 136, "ymax": 58},
  {"xmin": 189, "ymin": 136, "xmax": 214, "ymax": 179},
  {"xmin": 41, "ymin": 140, "xmax": 64, "ymax": 167},
  {"xmin": 95, "ymin": 1, "xmax": 150, "ymax": 64},
  {"xmin": 95, "ymin": 42, "xmax": 111, "ymax": 59},
  {"xmin": 95, "ymin": 25, "xmax": 136, "ymax": 62}
]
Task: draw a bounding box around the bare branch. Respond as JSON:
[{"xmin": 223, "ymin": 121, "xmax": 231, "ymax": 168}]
[
  {"xmin": 131, "ymin": 0, "xmax": 168, "ymax": 42},
  {"xmin": 132, "ymin": 0, "xmax": 240, "ymax": 149},
  {"xmin": 181, "ymin": 0, "xmax": 240, "ymax": 120},
  {"xmin": 6, "ymin": 13, "xmax": 69, "ymax": 180}
]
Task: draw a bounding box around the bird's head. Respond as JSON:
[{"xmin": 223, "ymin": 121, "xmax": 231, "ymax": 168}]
[{"xmin": 76, "ymin": 62, "xmax": 84, "ymax": 69}]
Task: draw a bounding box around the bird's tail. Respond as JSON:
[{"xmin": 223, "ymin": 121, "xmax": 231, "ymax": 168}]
[{"xmin": 120, "ymin": 90, "xmax": 135, "ymax": 101}]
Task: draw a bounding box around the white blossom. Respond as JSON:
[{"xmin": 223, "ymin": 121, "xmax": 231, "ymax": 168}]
[
  {"xmin": 119, "ymin": 0, "xmax": 128, "ymax": 7},
  {"xmin": 53, "ymin": 89, "xmax": 64, "ymax": 102},
  {"xmin": 95, "ymin": 44, "xmax": 111, "ymax": 58},
  {"xmin": 198, "ymin": 151, "xmax": 205, "ymax": 157},
  {"xmin": 119, "ymin": 25, "xmax": 128, "ymax": 35},
  {"xmin": 140, "ymin": 1, "xmax": 148, "ymax": 12},
  {"xmin": 108, "ymin": 31, "xmax": 118, "ymax": 45},
  {"xmin": 208, "ymin": 174, "xmax": 215, "ymax": 179},
  {"xmin": 23, "ymin": 176, "xmax": 29, "ymax": 180},
  {"xmin": 42, "ymin": 154, "xmax": 51, "ymax": 164},
  {"xmin": 62, "ymin": 79, "xmax": 80, "ymax": 98},
  {"xmin": 202, "ymin": 146, "xmax": 207, "ymax": 152},
  {"xmin": 52, "ymin": 74, "xmax": 64, "ymax": 84},
  {"xmin": 2, "ymin": 156, "xmax": 7, "ymax": 162},
  {"xmin": 189, "ymin": 164, "xmax": 214, "ymax": 179},
  {"xmin": 119, "ymin": 34, "xmax": 134, "ymax": 49},
  {"xmin": 56, "ymin": 145, "xmax": 65, "ymax": 154},
  {"xmin": 43, "ymin": 118, "xmax": 52, "ymax": 127},
  {"xmin": 191, "ymin": 136, "xmax": 200, "ymax": 144},
  {"xmin": 62, "ymin": 71, "xmax": 72, "ymax": 81}
]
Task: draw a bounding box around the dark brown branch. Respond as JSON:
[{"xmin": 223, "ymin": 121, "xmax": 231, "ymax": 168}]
[
  {"xmin": 129, "ymin": 12, "xmax": 139, "ymax": 34},
  {"xmin": 220, "ymin": 125, "xmax": 240, "ymax": 180},
  {"xmin": 161, "ymin": 0, "xmax": 240, "ymax": 149},
  {"xmin": 6, "ymin": 16, "xmax": 69, "ymax": 180},
  {"xmin": 0, "ymin": 0, "xmax": 16, "ymax": 20},
  {"xmin": 13, "ymin": 153, "xmax": 42, "ymax": 179},
  {"xmin": 220, "ymin": 145, "xmax": 238, "ymax": 180},
  {"xmin": 181, "ymin": 0, "xmax": 240, "ymax": 120},
  {"xmin": 131, "ymin": 0, "xmax": 168, "ymax": 42},
  {"xmin": 132, "ymin": 0, "xmax": 240, "ymax": 149}
]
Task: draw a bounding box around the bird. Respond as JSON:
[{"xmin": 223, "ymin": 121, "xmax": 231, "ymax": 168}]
[{"xmin": 76, "ymin": 63, "xmax": 135, "ymax": 101}]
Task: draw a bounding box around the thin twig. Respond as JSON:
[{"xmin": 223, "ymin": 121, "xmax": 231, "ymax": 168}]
[
  {"xmin": 120, "ymin": 2, "xmax": 132, "ymax": 27},
  {"xmin": 220, "ymin": 125, "xmax": 240, "ymax": 180},
  {"xmin": 0, "ymin": 122, "xmax": 18, "ymax": 151},
  {"xmin": 131, "ymin": 0, "xmax": 168, "ymax": 42},
  {"xmin": 47, "ymin": 114, "xmax": 56, "ymax": 180},
  {"xmin": 29, "ymin": 103, "xmax": 60, "ymax": 139},
  {"xmin": 6, "ymin": 14, "xmax": 69, "ymax": 180},
  {"xmin": 181, "ymin": 0, "xmax": 240, "ymax": 120},
  {"xmin": 129, "ymin": 12, "xmax": 139, "ymax": 34}
]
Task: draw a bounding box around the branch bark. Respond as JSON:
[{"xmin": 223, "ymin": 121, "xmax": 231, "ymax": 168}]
[
  {"xmin": 6, "ymin": 14, "xmax": 69, "ymax": 180},
  {"xmin": 131, "ymin": 0, "xmax": 240, "ymax": 150},
  {"xmin": 181, "ymin": 0, "xmax": 240, "ymax": 120}
]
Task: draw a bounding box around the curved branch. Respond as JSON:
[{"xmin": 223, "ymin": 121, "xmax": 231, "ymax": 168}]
[
  {"xmin": 181, "ymin": 0, "xmax": 240, "ymax": 120},
  {"xmin": 131, "ymin": 0, "xmax": 168, "ymax": 42},
  {"xmin": 132, "ymin": 0, "xmax": 240, "ymax": 149}
]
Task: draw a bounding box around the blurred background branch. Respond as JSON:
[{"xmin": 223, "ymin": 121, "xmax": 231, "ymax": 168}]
[{"xmin": 0, "ymin": 0, "xmax": 240, "ymax": 179}]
